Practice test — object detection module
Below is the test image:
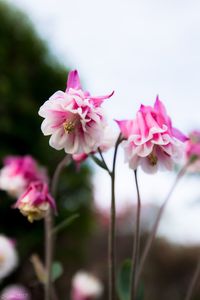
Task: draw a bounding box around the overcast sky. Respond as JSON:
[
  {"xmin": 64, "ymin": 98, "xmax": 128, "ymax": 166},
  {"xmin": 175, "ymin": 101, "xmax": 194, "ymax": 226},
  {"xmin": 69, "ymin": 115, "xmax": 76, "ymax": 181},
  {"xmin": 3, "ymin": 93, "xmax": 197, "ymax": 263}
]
[{"xmin": 7, "ymin": 0, "xmax": 200, "ymax": 244}]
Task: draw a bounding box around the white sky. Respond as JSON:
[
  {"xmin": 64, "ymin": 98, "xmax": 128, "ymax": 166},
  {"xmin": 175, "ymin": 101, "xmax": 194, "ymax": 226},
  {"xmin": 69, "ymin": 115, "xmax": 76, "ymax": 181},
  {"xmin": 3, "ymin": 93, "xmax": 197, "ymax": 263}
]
[{"xmin": 7, "ymin": 0, "xmax": 200, "ymax": 244}]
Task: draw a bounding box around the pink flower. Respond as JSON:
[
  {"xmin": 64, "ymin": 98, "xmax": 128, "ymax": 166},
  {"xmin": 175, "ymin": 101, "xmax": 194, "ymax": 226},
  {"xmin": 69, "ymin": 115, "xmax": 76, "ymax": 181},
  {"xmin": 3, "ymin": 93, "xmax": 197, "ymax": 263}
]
[
  {"xmin": 185, "ymin": 130, "xmax": 200, "ymax": 172},
  {"xmin": 15, "ymin": 181, "xmax": 56, "ymax": 222},
  {"xmin": 39, "ymin": 70, "xmax": 113, "ymax": 155},
  {"xmin": 0, "ymin": 285, "xmax": 30, "ymax": 300},
  {"xmin": 0, "ymin": 235, "xmax": 18, "ymax": 280},
  {"xmin": 71, "ymin": 271, "xmax": 103, "ymax": 300},
  {"xmin": 116, "ymin": 96, "xmax": 188, "ymax": 173},
  {"xmin": 0, "ymin": 155, "xmax": 47, "ymax": 198}
]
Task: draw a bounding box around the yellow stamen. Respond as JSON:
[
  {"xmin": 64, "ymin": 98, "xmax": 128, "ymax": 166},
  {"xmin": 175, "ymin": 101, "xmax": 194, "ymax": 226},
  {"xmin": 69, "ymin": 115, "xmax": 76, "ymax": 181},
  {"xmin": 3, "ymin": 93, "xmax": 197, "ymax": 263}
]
[
  {"xmin": 63, "ymin": 121, "xmax": 76, "ymax": 134},
  {"xmin": 0, "ymin": 255, "xmax": 5, "ymax": 265},
  {"xmin": 147, "ymin": 153, "xmax": 158, "ymax": 166}
]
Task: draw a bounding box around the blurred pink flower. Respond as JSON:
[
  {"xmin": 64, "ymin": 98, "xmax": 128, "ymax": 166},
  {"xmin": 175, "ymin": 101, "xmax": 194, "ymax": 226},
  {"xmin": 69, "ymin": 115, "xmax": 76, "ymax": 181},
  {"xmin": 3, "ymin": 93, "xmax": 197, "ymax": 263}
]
[
  {"xmin": 185, "ymin": 130, "xmax": 200, "ymax": 171},
  {"xmin": 15, "ymin": 181, "xmax": 56, "ymax": 222},
  {"xmin": 0, "ymin": 235, "xmax": 18, "ymax": 280},
  {"xmin": 0, "ymin": 285, "xmax": 30, "ymax": 300},
  {"xmin": 0, "ymin": 156, "xmax": 47, "ymax": 198},
  {"xmin": 71, "ymin": 271, "xmax": 103, "ymax": 300},
  {"xmin": 39, "ymin": 70, "xmax": 113, "ymax": 154},
  {"xmin": 116, "ymin": 96, "xmax": 188, "ymax": 173}
]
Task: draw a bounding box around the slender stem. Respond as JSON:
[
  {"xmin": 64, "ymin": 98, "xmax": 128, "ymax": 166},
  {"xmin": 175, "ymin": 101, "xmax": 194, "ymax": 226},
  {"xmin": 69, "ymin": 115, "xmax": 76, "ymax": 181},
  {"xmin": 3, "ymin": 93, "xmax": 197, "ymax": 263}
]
[
  {"xmin": 130, "ymin": 169, "xmax": 141, "ymax": 300},
  {"xmin": 135, "ymin": 162, "xmax": 189, "ymax": 293},
  {"xmin": 98, "ymin": 147, "xmax": 111, "ymax": 175},
  {"xmin": 184, "ymin": 258, "xmax": 200, "ymax": 300},
  {"xmin": 109, "ymin": 134, "xmax": 122, "ymax": 300},
  {"xmin": 45, "ymin": 155, "xmax": 70, "ymax": 300}
]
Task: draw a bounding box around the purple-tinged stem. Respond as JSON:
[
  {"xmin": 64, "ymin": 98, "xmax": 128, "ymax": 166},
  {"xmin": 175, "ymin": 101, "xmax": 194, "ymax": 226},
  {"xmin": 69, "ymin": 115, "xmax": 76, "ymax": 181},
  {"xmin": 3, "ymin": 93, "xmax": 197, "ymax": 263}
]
[
  {"xmin": 130, "ymin": 169, "xmax": 141, "ymax": 300},
  {"xmin": 184, "ymin": 258, "xmax": 200, "ymax": 300},
  {"xmin": 108, "ymin": 134, "xmax": 122, "ymax": 300}
]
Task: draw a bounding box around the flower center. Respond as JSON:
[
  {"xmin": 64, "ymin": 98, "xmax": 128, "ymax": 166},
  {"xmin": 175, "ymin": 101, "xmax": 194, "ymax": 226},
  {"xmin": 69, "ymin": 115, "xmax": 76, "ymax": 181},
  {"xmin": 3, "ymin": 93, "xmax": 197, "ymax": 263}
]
[
  {"xmin": 147, "ymin": 153, "xmax": 158, "ymax": 166},
  {"xmin": 63, "ymin": 120, "xmax": 76, "ymax": 134}
]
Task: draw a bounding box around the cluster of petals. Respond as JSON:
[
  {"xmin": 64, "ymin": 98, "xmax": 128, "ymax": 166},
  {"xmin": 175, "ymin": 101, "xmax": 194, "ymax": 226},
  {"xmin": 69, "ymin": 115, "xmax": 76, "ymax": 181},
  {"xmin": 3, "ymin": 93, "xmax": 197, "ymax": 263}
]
[
  {"xmin": 0, "ymin": 285, "xmax": 30, "ymax": 300},
  {"xmin": 15, "ymin": 181, "xmax": 56, "ymax": 223},
  {"xmin": 185, "ymin": 130, "xmax": 200, "ymax": 172},
  {"xmin": 0, "ymin": 235, "xmax": 18, "ymax": 280},
  {"xmin": 39, "ymin": 70, "xmax": 114, "ymax": 155},
  {"xmin": 71, "ymin": 271, "xmax": 103, "ymax": 300},
  {"xmin": 0, "ymin": 155, "xmax": 47, "ymax": 198},
  {"xmin": 116, "ymin": 96, "xmax": 188, "ymax": 173}
]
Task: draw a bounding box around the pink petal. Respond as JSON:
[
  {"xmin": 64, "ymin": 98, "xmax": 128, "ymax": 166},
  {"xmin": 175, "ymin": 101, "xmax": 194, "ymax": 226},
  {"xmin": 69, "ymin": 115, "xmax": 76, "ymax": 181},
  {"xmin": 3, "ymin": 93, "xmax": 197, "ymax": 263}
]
[
  {"xmin": 172, "ymin": 127, "xmax": 188, "ymax": 142},
  {"xmin": 66, "ymin": 70, "xmax": 82, "ymax": 91},
  {"xmin": 89, "ymin": 91, "xmax": 114, "ymax": 107},
  {"xmin": 115, "ymin": 120, "xmax": 134, "ymax": 138}
]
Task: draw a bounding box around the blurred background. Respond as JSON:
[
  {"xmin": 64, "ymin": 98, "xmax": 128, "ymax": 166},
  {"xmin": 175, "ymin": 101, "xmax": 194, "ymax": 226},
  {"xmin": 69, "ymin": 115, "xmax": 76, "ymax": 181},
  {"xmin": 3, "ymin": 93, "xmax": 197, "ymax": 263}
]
[{"xmin": 1, "ymin": 0, "xmax": 200, "ymax": 299}]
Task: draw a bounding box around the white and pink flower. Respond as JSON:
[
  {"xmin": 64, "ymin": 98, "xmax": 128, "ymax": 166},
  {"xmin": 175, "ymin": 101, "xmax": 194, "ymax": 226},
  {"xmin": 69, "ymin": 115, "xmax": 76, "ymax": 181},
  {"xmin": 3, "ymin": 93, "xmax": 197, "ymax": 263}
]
[
  {"xmin": 185, "ymin": 130, "xmax": 200, "ymax": 172},
  {"xmin": 0, "ymin": 235, "xmax": 18, "ymax": 280},
  {"xmin": 116, "ymin": 96, "xmax": 188, "ymax": 173},
  {"xmin": 71, "ymin": 271, "xmax": 103, "ymax": 300},
  {"xmin": 0, "ymin": 156, "xmax": 47, "ymax": 198},
  {"xmin": 0, "ymin": 285, "xmax": 30, "ymax": 300},
  {"xmin": 39, "ymin": 70, "xmax": 113, "ymax": 154},
  {"xmin": 15, "ymin": 181, "xmax": 56, "ymax": 222}
]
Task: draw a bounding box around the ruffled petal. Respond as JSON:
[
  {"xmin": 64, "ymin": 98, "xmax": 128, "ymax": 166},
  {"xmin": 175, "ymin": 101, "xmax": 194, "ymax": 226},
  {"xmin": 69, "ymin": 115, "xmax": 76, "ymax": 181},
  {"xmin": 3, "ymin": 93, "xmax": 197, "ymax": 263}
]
[{"xmin": 66, "ymin": 70, "xmax": 82, "ymax": 91}]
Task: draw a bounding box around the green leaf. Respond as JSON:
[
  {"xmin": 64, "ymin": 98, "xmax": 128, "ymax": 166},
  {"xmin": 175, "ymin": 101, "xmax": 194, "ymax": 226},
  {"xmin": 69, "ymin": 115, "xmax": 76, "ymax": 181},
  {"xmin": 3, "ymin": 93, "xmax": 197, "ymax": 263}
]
[
  {"xmin": 117, "ymin": 259, "xmax": 144, "ymax": 300},
  {"xmin": 90, "ymin": 154, "xmax": 108, "ymax": 171},
  {"xmin": 52, "ymin": 213, "xmax": 79, "ymax": 235},
  {"xmin": 137, "ymin": 282, "xmax": 144, "ymax": 300},
  {"xmin": 117, "ymin": 259, "xmax": 131, "ymax": 300},
  {"xmin": 51, "ymin": 261, "xmax": 63, "ymax": 282}
]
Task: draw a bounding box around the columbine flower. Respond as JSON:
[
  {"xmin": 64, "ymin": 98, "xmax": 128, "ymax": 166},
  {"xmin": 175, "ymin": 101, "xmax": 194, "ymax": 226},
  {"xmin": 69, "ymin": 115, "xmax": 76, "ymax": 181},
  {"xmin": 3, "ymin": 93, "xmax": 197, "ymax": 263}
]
[
  {"xmin": 116, "ymin": 96, "xmax": 188, "ymax": 173},
  {"xmin": 39, "ymin": 70, "xmax": 114, "ymax": 154},
  {"xmin": 0, "ymin": 285, "xmax": 30, "ymax": 300},
  {"xmin": 0, "ymin": 235, "xmax": 18, "ymax": 280},
  {"xmin": 185, "ymin": 130, "xmax": 200, "ymax": 172},
  {"xmin": 71, "ymin": 271, "xmax": 103, "ymax": 300},
  {"xmin": 15, "ymin": 181, "xmax": 56, "ymax": 222},
  {"xmin": 0, "ymin": 156, "xmax": 47, "ymax": 198}
]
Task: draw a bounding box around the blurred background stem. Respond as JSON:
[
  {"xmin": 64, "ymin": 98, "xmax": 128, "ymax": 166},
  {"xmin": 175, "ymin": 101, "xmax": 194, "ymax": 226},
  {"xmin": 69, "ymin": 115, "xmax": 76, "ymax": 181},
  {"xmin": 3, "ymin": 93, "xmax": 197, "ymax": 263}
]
[
  {"xmin": 45, "ymin": 155, "xmax": 70, "ymax": 300},
  {"xmin": 135, "ymin": 162, "xmax": 190, "ymax": 294}
]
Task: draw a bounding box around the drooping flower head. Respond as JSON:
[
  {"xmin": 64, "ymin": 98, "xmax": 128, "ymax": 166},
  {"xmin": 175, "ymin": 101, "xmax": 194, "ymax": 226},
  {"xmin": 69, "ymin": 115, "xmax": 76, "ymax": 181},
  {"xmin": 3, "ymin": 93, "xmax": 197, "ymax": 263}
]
[
  {"xmin": 0, "ymin": 155, "xmax": 47, "ymax": 198},
  {"xmin": 71, "ymin": 271, "xmax": 103, "ymax": 300},
  {"xmin": 15, "ymin": 181, "xmax": 56, "ymax": 222},
  {"xmin": 185, "ymin": 130, "xmax": 200, "ymax": 172},
  {"xmin": 0, "ymin": 235, "xmax": 18, "ymax": 280},
  {"xmin": 116, "ymin": 96, "xmax": 188, "ymax": 173},
  {"xmin": 39, "ymin": 70, "xmax": 114, "ymax": 154},
  {"xmin": 0, "ymin": 285, "xmax": 30, "ymax": 300}
]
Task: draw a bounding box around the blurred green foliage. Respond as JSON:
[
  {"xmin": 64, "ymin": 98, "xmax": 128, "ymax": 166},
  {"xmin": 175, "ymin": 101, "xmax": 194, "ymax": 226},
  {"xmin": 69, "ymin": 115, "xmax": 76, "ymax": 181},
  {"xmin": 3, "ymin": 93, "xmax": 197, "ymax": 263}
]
[{"xmin": 0, "ymin": 0, "xmax": 94, "ymax": 289}]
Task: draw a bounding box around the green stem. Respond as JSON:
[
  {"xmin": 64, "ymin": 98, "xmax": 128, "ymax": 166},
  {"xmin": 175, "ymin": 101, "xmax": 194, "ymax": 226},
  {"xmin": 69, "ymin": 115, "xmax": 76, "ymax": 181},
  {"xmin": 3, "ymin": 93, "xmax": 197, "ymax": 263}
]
[
  {"xmin": 44, "ymin": 155, "xmax": 70, "ymax": 300},
  {"xmin": 130, "ymin": 169, "xmax": 141, "ymax": 300}
]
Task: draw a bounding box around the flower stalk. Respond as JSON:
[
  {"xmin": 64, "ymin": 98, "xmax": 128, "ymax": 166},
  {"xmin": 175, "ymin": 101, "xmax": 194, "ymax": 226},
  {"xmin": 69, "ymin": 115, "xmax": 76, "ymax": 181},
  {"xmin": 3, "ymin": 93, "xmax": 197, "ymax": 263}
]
[
  {"xmin": 108, "ymin": 134, "xmax": 122, "ymax": 300},
  {"xmin": 130, "ymin": 169, "xmax": 141, "ymax": 300},
  {"xmin": 44, "ymin": 155, "xmax": 70, "ymax": 300},
  {"xmin": 134, "ymin": 161, "xmax": 190, "ymax": 294},
  {"xmin": 97, "ymin": 134, "xmax": 122, "ymax": 300},
  {"xmin": 184, "ymin": 258, "xmax": 200, "ymax": 300}
]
